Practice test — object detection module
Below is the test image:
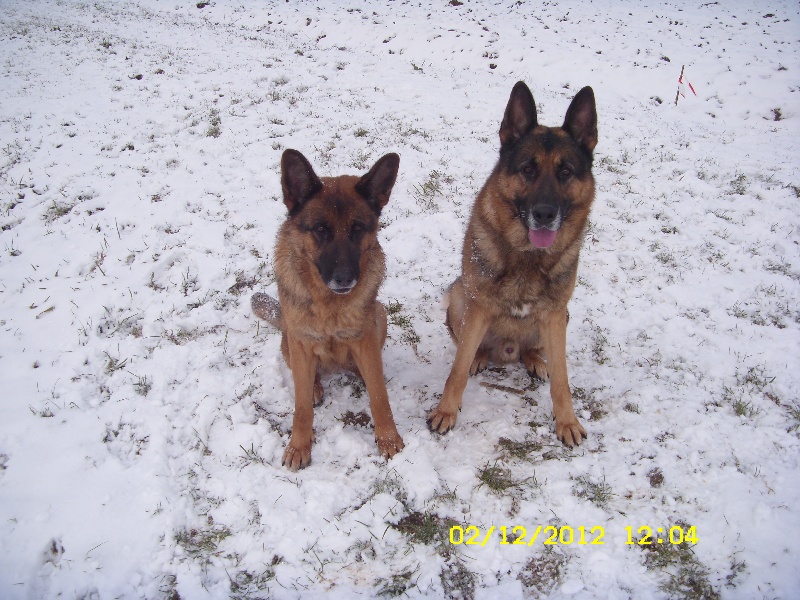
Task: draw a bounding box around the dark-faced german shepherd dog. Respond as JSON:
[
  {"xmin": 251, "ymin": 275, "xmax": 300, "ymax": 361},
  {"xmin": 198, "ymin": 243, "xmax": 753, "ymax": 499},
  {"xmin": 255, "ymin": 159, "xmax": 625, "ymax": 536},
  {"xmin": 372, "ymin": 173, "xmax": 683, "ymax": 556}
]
[
  {"xmin": 427, "ymin": 81, "xmax": 598, "ymax": 447},
  {"xmin": 251, "ymin": 149, "xmax": 404, "ymax": 470}
]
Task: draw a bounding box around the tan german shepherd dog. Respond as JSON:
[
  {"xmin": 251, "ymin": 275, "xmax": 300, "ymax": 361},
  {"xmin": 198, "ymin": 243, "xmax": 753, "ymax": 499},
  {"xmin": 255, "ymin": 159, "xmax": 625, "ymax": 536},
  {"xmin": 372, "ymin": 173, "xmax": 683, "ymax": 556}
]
[
  {"xmin": 427, "ymin": 81, "xmax": 598, "ymax": 447},
  {"xmin": 252, "ymin": 149, "xmax": 404, "ymax": 470}
]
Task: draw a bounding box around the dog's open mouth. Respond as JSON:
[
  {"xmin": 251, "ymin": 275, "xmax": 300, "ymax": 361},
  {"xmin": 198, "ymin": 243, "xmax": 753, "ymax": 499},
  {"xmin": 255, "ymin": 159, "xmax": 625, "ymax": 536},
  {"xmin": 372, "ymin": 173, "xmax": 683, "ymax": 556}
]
[{"xmin": 528, "ymin": 228, "xmax": 558, "ymax": 248}]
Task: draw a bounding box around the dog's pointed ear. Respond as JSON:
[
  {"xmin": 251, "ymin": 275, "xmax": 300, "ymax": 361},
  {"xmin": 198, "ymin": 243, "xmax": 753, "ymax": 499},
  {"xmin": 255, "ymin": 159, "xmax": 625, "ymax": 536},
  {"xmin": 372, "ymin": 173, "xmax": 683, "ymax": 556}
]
[
  {"xmin": 355, "ymin": 153, "xmax": 400, "ymax": 215},
  {"xmin": 563, "ymin": 86, "xmax": 598, "ymax": 155},
  {"xmin": 499, "ymin": 81, "xmax": 538, "ymax": 148},
  {"xmin": 281, "ymin": 149, "xmax": 322, "ymax": 215}
]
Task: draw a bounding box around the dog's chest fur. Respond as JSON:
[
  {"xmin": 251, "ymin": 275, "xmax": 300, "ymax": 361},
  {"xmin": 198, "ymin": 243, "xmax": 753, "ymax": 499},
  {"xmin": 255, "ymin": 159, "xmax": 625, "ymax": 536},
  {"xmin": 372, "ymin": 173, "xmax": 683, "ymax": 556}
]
[{"xmin": 467, "ymin": 235, "xmax": 579, "ymax": 317}]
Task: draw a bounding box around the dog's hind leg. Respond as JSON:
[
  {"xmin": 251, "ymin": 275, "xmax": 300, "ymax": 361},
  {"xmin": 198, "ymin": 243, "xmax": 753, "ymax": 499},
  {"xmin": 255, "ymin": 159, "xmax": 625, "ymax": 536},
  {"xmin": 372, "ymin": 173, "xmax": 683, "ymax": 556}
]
[
  {"xmin": 469, "ymin": 347, "xmax": 491, "ymax": 376},
  {"xmin": 312, "ymin": 374, "xmax": 324, "ymax": 406},
  {"xmin": 522, "ymin": 347, "xmax": 548, "ymax": 381}
]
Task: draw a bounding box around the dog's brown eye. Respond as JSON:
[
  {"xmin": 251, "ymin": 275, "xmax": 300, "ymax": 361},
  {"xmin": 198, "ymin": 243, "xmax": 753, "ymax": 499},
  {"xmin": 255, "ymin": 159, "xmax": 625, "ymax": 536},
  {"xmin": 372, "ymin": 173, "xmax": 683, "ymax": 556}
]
[
  {"xmin": 559, "ymin": 165, "xmax": 573, "ymax": 179},
  {"xmin": 313, "ymin": 224, "xmax": 328, "ymax": 237},
  {"xmin": 521, "ymin": 163, "xmax": 536, "ymax": 176},
  {"xmin": 350, "ymin": 222, "xmax": 365, "ymax": 241}
]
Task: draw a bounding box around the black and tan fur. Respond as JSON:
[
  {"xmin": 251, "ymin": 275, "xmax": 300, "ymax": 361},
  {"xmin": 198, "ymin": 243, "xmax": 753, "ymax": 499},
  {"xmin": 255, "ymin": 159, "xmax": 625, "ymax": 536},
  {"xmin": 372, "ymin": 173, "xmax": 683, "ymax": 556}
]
[
  {"xmin": 427, "ymin": 81, "xmax": 598, "ymax": 447},
  {"xmin": 252, "ymin": 149, "xmax": 404, "ymax": 470}
]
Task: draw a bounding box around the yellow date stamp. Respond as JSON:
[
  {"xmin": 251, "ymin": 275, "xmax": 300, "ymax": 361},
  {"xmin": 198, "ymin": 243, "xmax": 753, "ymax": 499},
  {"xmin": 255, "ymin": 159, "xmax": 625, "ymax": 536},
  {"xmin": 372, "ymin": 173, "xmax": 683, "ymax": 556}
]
[{"xmin": 448, "ymin": 525, "xmax": 698, "ymax": 547}]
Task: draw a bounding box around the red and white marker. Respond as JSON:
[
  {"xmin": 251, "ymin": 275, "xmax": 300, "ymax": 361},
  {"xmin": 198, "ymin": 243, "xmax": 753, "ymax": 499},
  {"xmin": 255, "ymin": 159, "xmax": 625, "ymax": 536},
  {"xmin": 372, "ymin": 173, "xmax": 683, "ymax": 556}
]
[{"xmin": 675, "ymin": 65, "xmax": 697, "ymax": 105}]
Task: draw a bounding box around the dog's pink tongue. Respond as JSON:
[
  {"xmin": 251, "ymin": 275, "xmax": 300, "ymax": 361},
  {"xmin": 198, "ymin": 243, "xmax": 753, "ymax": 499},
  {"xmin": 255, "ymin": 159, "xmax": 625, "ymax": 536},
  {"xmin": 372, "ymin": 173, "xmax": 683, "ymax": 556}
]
[{"xmin": 529, "ymin": 228, "xmax": 557, "ymax": 248}]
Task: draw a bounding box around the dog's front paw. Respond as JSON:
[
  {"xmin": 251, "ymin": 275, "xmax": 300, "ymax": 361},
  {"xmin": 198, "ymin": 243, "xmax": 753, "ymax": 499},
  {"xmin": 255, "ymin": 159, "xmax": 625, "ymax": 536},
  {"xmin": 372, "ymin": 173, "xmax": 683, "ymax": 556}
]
[
  {"xmin": 282, "ymin": 437, "xmax": 313, "ymax": 471},
  {"xmin": 427, "ymin": 405, "xmax": 458, "ymax": 434},
  {"xmin": 556, "ymin": 418, "xmax": 587, "ymax": 447},
  {"xmin": 375, "ymin": 428, "xmax": 405, "ymax": 459}
]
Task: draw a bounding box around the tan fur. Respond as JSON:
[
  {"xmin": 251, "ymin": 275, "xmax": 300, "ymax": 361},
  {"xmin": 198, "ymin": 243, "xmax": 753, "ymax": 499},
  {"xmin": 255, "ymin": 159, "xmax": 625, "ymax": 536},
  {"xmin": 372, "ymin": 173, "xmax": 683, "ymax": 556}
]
[
  {"xmin": 253, "ymin": 151, "xmax": 403, "ymax": 470},
  {"xmin": 429, "ymin": 82, "xmax": 598, "ymax": 447}
]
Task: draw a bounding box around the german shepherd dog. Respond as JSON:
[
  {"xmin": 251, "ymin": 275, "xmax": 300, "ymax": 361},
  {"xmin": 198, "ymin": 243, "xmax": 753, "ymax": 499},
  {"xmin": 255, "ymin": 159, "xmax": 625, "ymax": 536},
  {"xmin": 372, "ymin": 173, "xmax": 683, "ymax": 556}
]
[
  {"xmin": 251, "ymin": 149, "xmax": 404, "ymax": 470},
  {"xmin": 427, "ymin": 81, "xmax": 598, "ymax": 447}
]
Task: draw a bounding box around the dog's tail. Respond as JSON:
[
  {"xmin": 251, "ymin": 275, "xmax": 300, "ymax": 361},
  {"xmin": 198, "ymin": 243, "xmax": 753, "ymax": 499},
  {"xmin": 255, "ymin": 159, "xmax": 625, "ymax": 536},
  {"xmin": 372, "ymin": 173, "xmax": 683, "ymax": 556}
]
[{"xmin": 251, "ymin": 292, "xmax": 282, "ymax": 329}]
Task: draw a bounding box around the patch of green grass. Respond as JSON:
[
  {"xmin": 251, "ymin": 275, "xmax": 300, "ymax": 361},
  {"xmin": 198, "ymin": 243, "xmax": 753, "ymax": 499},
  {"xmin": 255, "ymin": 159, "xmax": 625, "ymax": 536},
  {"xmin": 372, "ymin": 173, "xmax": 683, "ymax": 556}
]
[
  {"xmin": 230, "ymin": 563, "xmax": 278, "ymax": 600},
  {"xmin": 386, "ymin": 300, "xmax": 403, "ymax": 318},
  {"xmin": 642, "ymin": 541, "xmax": 720, "ymax": 600},
  {"xmin": 98, "ymin": 312, "xmax": 143, "ymax": 338},
  {"xmin": 377, "ymin": 569, "xmax": 416, "ymax": 597},
  {"xmin": 386, "ymin": 300, "xmax": 421, "ymax": 349},
  {"xmin": 350, "ymin": 148, "xmax": 371, "ymax": 170},
  {"xmin": 412, "ymin": 170, "xmax": 451, "ymax": 212},
  {"xmin": 29, "ymin": 405, "xmax": 55, "ymax": 418},
  {"xmin": 104, "ymin": 352, "xmax": 128, "ymax": 374},
  {"xmin": 723, "ymin": 363, "xmax": 775, "ymax": 419},
  {"xmin": 361, "ymin": 469, "xmax": 409, "ymax": 510},
  {"xmin": 393, "ymin": 511, "xmax": 456, "ymax": 547},
  {"xmin": 728, "ymin": 173, "xmax": 747, "ymax": 195},
  {"xmin": 739, "ymin": 364, "xmax": 775, "ymax": 390},
  {"xmin": 656, "ymin": 249, "xmax": 678, "ymax": 268},
  {"xmin": 206, "ymin": 108, "xmax": 221, "ymax": 138},
  {"xmin": 498, "ymin": 437, "xmax": 543, "ymax": 461},
  {"xmin": 430, "ymin": 483, "xmax": 458, "ymax": 506},
  {"xmin": 239, "ymin": 443, "xmax": 266, "ymax": 466},
  {"xmin": 573, "ymin": 474, "xmax": 613, "ymax": 508},
  {"xmin": 133, "ymin": 375, "xmax": 151, "ymax": 396},
  {"xmin": 440, "ymin": 558, "xmax": 475, "ymax": 599},
  {"xmin": 476, "ymin": 462, "xmax": 535, "ymax": 495},
  {"xmin": 175, "ymin": 525, "xmax": 232, "ymax": 558},
  {"xmin": 731, "ymin": 397, "xmax": 759, "ymax": 419},
  {"xmin": 44, "ymin": 200, "xmax": 76, "ymax": 222},
  {"xmin": 477, "ymin": 464, "xmax": 516, "ymax": 493},
  {"xmin": 766, "ymin": 259, "xmax": 798, "ymax": 281},
  {"xmin": 387, "ymin": 485, "xmax": 476, "ymax": 598}
]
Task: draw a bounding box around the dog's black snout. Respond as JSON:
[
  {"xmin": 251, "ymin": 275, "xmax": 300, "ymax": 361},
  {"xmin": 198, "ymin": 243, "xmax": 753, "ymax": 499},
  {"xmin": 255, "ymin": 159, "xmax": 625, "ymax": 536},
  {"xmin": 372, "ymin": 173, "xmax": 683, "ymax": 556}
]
[
  {"xmin": 318, "ymin": 240, "xmax": 361, "ymax": 294},
  {"xmin": 531, "ymin": 203, "xmax": 559, "ymax": 226},
  {"xmin": 331, "ymin": 267, "xmax": 357, "ymax": 291}
]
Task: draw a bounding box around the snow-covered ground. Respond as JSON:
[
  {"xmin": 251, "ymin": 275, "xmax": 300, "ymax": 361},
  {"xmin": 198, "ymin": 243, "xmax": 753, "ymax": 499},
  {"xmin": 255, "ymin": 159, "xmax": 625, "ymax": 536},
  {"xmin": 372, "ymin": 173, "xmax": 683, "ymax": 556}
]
[{"xmin": 1, "ymin": 1, "xmax": 799, "ymax": 598}]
